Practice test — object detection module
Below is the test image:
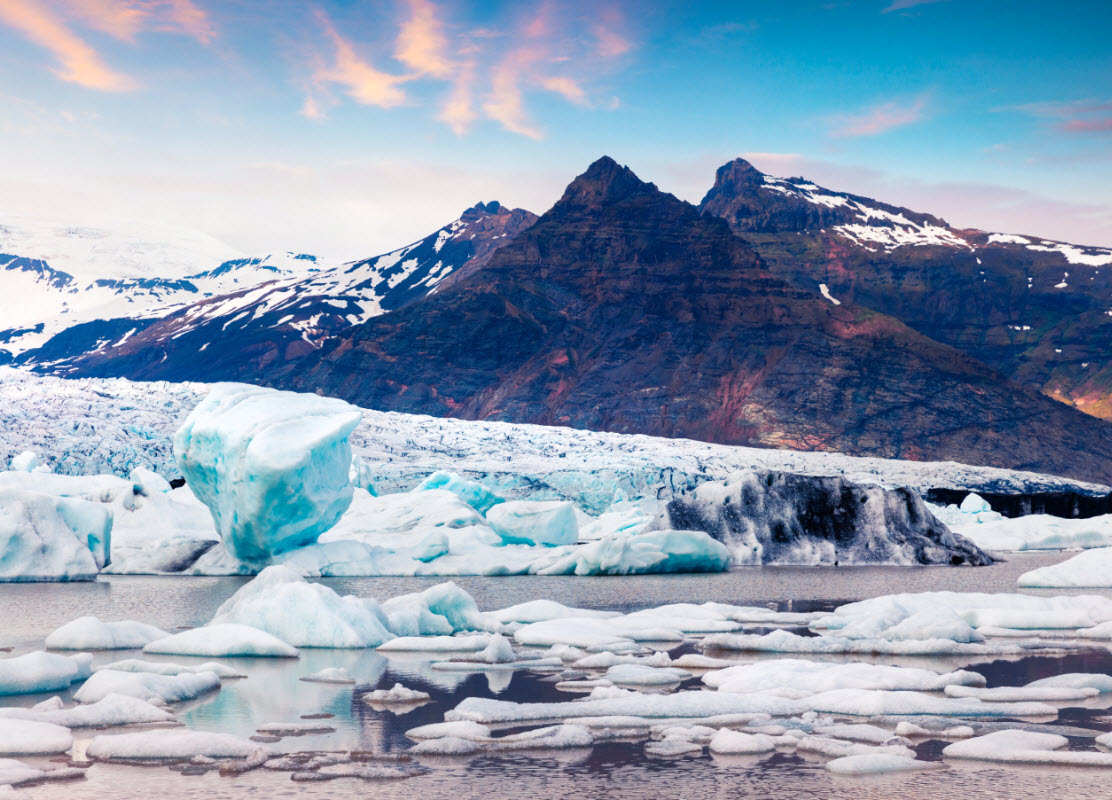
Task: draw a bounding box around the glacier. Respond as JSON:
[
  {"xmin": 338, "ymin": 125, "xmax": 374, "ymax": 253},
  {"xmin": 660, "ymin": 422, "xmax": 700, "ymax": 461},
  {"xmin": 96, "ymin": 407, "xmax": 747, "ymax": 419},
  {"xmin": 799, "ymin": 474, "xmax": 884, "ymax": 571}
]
[{"xmin": 173, "ymin": 383, "xmax": 362, "ymax": 562}]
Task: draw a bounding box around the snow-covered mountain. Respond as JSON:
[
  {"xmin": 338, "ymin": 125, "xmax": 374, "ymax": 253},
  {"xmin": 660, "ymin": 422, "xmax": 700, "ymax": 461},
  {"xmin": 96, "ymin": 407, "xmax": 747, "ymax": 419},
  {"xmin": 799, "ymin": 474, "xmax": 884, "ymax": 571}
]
[
  {"xmin": 0, "ymin": 214, "xmax": 325, "ymax": 360},
  {"xmin": 10, "ymin": 201, "xmax": 536, "ymax": 376}
]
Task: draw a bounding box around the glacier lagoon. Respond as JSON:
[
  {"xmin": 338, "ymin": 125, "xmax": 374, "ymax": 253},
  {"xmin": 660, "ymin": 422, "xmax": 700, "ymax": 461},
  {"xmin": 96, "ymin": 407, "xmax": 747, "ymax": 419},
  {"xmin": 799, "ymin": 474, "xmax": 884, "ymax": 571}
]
[{"xmin": 5, "ymin": 556, "xmax": 1112, "ymax": 799}]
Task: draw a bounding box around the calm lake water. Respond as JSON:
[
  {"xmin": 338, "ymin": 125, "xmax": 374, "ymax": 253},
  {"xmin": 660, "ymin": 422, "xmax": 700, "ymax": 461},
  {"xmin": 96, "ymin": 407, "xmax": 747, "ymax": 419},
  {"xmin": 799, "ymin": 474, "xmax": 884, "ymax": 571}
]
[{"xmin": 5, "ymin": 552, "xmax": 1112, "ymax": 799}]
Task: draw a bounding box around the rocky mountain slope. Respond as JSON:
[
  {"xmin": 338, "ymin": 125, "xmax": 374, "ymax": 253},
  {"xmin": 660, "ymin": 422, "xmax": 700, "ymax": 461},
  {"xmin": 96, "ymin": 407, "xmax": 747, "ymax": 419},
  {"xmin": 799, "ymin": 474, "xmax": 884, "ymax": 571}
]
[
  {"xmin": 700, "ymin": 158, "xmax": 1112, "ymax": 419},
  {"xmin": 245, "ymin": 157, "xmax": 1112, "ymax": 485}
]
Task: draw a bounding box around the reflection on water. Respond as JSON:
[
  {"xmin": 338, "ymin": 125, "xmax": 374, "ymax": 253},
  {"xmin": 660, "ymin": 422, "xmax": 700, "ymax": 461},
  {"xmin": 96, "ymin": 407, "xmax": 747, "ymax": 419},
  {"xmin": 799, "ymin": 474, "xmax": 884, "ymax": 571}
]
[{"xmin": 4, "ymin": 553, "xmax": 1112, "ymax": 799}]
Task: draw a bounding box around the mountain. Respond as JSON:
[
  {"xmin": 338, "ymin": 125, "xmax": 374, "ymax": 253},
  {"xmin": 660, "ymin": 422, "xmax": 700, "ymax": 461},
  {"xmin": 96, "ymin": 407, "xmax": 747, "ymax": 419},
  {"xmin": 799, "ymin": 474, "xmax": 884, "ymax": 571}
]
[
  {"xmin": 700, "ymin": 158, "xmax": 1112, "ymax": 419},
  {"xmin": 14, "ymin": 202, "xmax": 536, "ymax": 377},
  {"xmin": 0, "ymin": 214, "xmax": 324, "ymax": 367},
  {"xmin": 228, "ymin": 156, "xmax": 1112, "ymax": 485}
]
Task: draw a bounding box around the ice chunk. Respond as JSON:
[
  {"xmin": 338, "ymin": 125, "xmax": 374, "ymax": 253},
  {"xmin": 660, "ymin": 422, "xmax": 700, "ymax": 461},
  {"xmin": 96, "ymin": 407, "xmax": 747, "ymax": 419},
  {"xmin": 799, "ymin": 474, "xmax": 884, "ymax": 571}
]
[
  {"xmin": 45, "ymin": 616, "xmax": 169, "ymax": 650},
  {"xmin": 8, "ymin": 452, "xmax": 40, "ymax": 473},
  {"xmin": 208, "ymin": 565, "xmax": 393, "ymax": 648},
  {"xmin": 143, "ymin": 624, "xmax": 299, "ymax": 658},
  {"xmin": 95, "ymin": 659, "xmax": 244, "ymax": 679},
  {"xmin": 708, "ymin": 729, "xmax": 777, "ymax": 754},
  {"xmin": 0, "ymin": 652, "xmax": 92, "ymax": 695},
  {"xmin": 537, "ymin": 530, "xmax": 731, "ymax": 576},
  {"xmin": 320, "ymin": 489, "xmax": 496, "ymax": 548},
  {"xmin": 604, "ymin": 664, "xmax": 689, "ymax": 686},
  {"xmin": 0, "ymin": 720, "xmax": 72, "ymax": 755},
  {"xmin": 485, "ymin": 501, "xmax": 579, "ymax": 546},
  {"xmin": 489, "ymin": 599, "xmax": 620, "ymax": 625},
  {"xmin": 805, "ymin": 688, "xmax": 1056, "ymax": 718},
  {"xmin": 944, "ymin": 684, "xmax": 1099, "ymax": 702},
  {"xmin": 1018, "ymin": 547, "xmax": 1112, "ymax": 588},
  {"xmin": 102, "ymin": 485, "xmax": 219, "ymax": 575},
  {"xmin": 300, "ymin": 667, "xmax": 355, "ymax": 684},
  {"xmin": 704, "ymin": 659, "xmax": 984, "ymax": 695},
  {"xmin": 1026, "ymin": 673, "xmax": 1112, "ymax": 693},
  {"xmin": 0, "ymin": 488, "xmax": 109, "ymax": 580},
  {"xmin": 513, "ymin": 618, "xmax": 633, "ymax": 649},
  {"xmin": 363, "ymin": 683, "xmax": 431, "ymax": 704},
  {"xmin": 85, "ymin": 729, "xmax": 269, "ymax": 760},
  {"xmin": 895, "ymin": 721, "xmax": 973, "ymax": 739},
  {"xmin": 956, "ymin": 514, "xmax": 1112, "ymax": 552},
  {"xmin": 414, "ymin": 472, "xmax": 503, "ymax": 514},
  {"xmin": 73, "ymin": 669, "xmax": 221, "ymax": 705},
  {"xmin": 380, "ymin": 581, "xmax": 490, "ymax": 636},
  {"xmin": 377, "ymin": 634, "xmax": 491, "ymax": 653},
  {"xmin": 825, "ymin": 754, "xmax": 941, "ymax": 774},
  {"xmin": 130, "ymin": 467, "xmax": 171, "ymax": 496},
  {"xmin": 944, "ymin": 729, "xmax": 1112, "ymax": 766},
  {"xmin": 700, "ymin": 629, "xmax": 1017, "ymax": 656},
  {"xmin": 406, "ymin": 720, "xmax": 492, "ymax": 741},
  {"xmin": 174, "ymin": 384, "xmax": 362, "ymax": 562},
  {"xmin": 0, "ymin": 693, "xmax": 174, "ymax": 727}
]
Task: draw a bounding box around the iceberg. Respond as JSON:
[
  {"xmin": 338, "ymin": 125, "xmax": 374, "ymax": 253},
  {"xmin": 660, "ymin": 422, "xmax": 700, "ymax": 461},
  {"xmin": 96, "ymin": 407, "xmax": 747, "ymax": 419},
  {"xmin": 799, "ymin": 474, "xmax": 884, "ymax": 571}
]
[
  {"xmin": 380, "ymin": 581, "xmax": 492, "ymax": 636},
  {"xmin": 73, "ymin": 669, "xmax": 221, "ymax": 705},
  {"xmin": 44, "ymin": 616, "xmax": 169, "ymax": 650},
  {"xmin": 485, "ymin": 501, "xmax": 579, "ymax": 546},
  {"xmin": 0, "ymin": 720, "xmax": 72, "ymax": 756},
  {"xmin": 536, "ymin": 530, "xmax": 731, "ymax": 575},
  {"xmin": 0, "ymin": 488, "xmax": 109, "ymax": 581},
  {"xmin": 143, "ymin": 624, "xmax": 299, "ymax": 658},
  {"xmin": 173, "ymin": 384, "xmax": 362, "ymax": 562},
  {"xmin": 102, "ymin": 485, "xmax": 219, "ymax": 575},
  {"xmin": 0, "ymin": 652, "xmax": 92, "ymax": 696},
  {"xmin": 208, "ymin": 565, "xmax": 393, "ymax": 648},
  {"xmin": 1018, "ymin": 547, "xmax": 1112, "ymax": 588},
  {"xmin": 956, "ymin": 514, "xmax": 1112, "ymax": 553},
  {"xmin": 363, "ymin": 684, "xmax": 431, "ymax": 704},
  {"xmin": 414, "ymin": 472, "xmax": 503, "ymax": 514}
]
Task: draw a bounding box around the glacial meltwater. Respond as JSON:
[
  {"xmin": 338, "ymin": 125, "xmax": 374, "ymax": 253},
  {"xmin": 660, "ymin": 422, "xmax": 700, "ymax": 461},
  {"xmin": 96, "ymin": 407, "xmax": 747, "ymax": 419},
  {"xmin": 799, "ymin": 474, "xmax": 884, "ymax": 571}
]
[{"xmin": 5, "ymin": 552, "xmax": 1112, "ymax": 799}]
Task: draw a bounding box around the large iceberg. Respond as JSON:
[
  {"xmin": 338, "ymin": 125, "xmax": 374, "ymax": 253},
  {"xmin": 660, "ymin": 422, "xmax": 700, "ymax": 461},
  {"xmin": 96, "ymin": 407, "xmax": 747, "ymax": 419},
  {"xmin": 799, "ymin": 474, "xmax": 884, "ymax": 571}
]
[
  {"xmin": 174, "ymin": 384, "xmax": 362, "ymax": 562},
  {"xmin": 485, "ymin": 501, "xmax": 579, "ymax": 546},
  {"xmin": 958, "ymin": 514, "xmax": 1112, "ymax": 553},
  {"xmin": 1018, "ymin": 547, "xmax": 1112, "ymax": 588},
  {"xmin": 664, "ymin": 471, "xmax": 991, "ymax": 566},
  {"xmin": 103, "ymin": 485, "xmax": 219, "ymax": 574},
  {"xmin": 0, "ymin": 488, "xmax": 109, "ymax": 581}
]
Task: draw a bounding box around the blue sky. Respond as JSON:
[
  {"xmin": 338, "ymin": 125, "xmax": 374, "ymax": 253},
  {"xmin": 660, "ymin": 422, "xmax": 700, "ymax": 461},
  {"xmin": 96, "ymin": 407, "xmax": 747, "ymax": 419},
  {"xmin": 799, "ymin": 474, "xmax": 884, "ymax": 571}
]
[{"xmin": 0, "ymin": 0, "xmax": 1109, "ymax": 257}]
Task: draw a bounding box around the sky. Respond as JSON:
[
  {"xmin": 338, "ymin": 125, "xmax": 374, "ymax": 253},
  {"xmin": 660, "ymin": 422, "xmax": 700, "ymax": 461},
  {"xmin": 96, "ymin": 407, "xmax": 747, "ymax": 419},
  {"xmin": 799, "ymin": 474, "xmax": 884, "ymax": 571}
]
[{"xmin": 0, "ymin": 0, "xmax": 1110, "ymax": 259}]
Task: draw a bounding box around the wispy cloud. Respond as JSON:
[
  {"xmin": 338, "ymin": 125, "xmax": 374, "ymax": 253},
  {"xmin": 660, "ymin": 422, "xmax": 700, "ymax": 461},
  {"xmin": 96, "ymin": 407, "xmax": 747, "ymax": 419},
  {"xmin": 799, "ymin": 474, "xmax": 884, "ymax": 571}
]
[
  {"xmin": 829, "ymin": 95, "xmax": 929, "ymax": 137},
  {"xmin": 483, "ymin": 49, "xmax": 542, "ymax": 140},
  {"xmin": 0, "ymin": 0, "xmax": 137, "ymax": 90},
  {"xmin": 1003, "ymin": 99, "xmax": 1112, "ymax": 136},
  {"xmin": 394, "ymin": 0, "xmax": 453, "ymax": 79},
  {"xmin": 882, "ymin": 0, "xmax": 950, "ymax": 12},
  {"xmin": 63, "ymin": 0, "xmax": 215, "ymax": 44},
  {"xmin": 307, "ymin": 9, "xmax": 408, "ymax": 112}
]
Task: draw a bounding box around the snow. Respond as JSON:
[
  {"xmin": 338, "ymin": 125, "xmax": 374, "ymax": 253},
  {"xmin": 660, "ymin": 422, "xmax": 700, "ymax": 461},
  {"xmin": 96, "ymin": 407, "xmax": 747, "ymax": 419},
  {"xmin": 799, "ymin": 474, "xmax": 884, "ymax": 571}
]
[
  {"xmin": 0, "ymin": 693, "xmax": 174, "ymax": 727},
  {"xmin": 0, "ymin": 488, "xmax": 108, "ymax": 581},
  {"xmin": 363, "ymin": 683, "xmax": 431, "ymax": 704},
  {"xmin": 0, "ymin": 652, "xmax": 92, "ymax": 696},
  {"xmin": 73, "ymin": 669, "xmax": 221, "ymax": 705},
  {"xmin": 1018, "ymin": 547, "xmax": 1112, "ymax": 587},
  {"xmin": 0, "ymin": 720, "xmax": 72, "ymax": 755},
  {"xmin": 85, "ymin": 729, "xmax": 269, "ymax": 760},
  {"xmin": 943, "ymin": 730, "xmax": 1112, "ymax": 766},
  {"xmin": 818, "ymin": 283, "xmax": 842, "ymax": 305},
  {"xmin": 143, "ymin": 624, "xmax": 299, "ymax": 658},
  {"xmin": 44, "ymin": 616, "xmax": 169, "ymax": 650},
  {"xmin": 208, "ymin": 565, "xmax": 394, "ymax": 648},
  {"xmin": 174, "ymin": 384, "xmax": 362, "ymax": 562},
  {"xmin": 987, "ymin": 233, "xmax": 1031, "ymax": 245},
  {"xmin": 825, "ymin": 753, "xmax": 940, "ymax": 775}
]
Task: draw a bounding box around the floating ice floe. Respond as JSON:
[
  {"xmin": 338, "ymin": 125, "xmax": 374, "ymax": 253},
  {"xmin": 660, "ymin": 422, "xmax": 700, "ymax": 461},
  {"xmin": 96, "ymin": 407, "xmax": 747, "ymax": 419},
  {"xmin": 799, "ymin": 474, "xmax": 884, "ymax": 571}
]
[
  {"xmin": 300, "ymin": 667, "xmax": 355, "ymax": 684},
  {"xmin": 446, "ymin": 692, "xmax": 802, "ymax": 724},
  {"xmin": 95, "ymin": 658, "xmax": 244, "ymax": 678},
  {"xmin": 73, "ymin": 669, "xmax": 221, "ymax": 705},
  {"xmin": 377, "ymin": 634, "xmax": 491, "ymax": 653},
  {"xmin": 174, "ymin": 383, "xmax": 362, "ymax": 562},
  {"xmin": 406, "ymin": 720, "xmax": 492, "ymax": 741},
  {"xmin": 0, "ymin": 720, "xmax": 73, "ymax": 755},
  {"xmin": 955, "ymin": 513, "xmax": 1112, "ymax": 553},
  {"xmin": 944, "ymin": 684, "xmax": 1099, "ymax": 702},
  {"xmin": 707, "ymin": 729, "xmax": 777, "ymax": 754},
  {"xmin": 943, "ymin": 730, "xmax": 1112, "ymax": 766},
  {"xmin": 45, "ymin": 616, "xmax": 169, "ymax": 650},
  {"xmin": 488, "ymin": 600, "xmax": 620, "ymax": 626},
  {"xmin": 0, "ymin": 652, "xmax": 92, "ymax": 696},
  {"xmin": 85, "ymin": 729, "xmax": 270, "ymax": 760},
  {"xmin": 208, "ymin": 565, "xmax": 394, "ymax": 648},
  {"xmin": 0, "ymin": 488, "xmax": 109, "ymax": 581},
  {"xmin": 143, "ymin": 624, "xmax": 299, "ymax": 658},
  {"xmin": 703, "ymin": 660, "xmax": 984, "ymax": 696},
  {"xmin": 0, "ymin": 758, "xmax": 84, "ymax": 789},
  {"xmin": 363, "ymin": 684, "xmax": 431, "ymax": 704},
  {"xmin": 1018, "ymin": 547, "xmax": 1112, "ymax": 588},
  {"xmin": 0, "ymin": 693, "xmax": 175, "ymax": 727},
  {"xmin": 825, "ymin": 753, "xmax": 942, "ymax": 775}
]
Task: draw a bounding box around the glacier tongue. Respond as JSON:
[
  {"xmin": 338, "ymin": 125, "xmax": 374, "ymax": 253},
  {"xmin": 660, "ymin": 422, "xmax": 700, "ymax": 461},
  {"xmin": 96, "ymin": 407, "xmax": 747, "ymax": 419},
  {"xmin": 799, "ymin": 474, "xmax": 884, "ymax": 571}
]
[{"xmin": 173, "ymin": 384, "xmax": 362, "ymax": 562}]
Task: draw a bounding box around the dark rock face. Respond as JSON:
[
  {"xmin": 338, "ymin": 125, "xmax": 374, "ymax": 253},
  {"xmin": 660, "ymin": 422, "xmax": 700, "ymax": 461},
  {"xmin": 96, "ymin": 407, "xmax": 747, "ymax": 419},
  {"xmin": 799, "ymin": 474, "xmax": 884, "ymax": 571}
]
[
  {"xmin": 700, "ymin": 158, "xmax": 1112, "ymax": 422},
  {"xmin": 260, "ymin": 157, "xmax": 1112, "ymax": 485},
  {"xmin": 665, "ymin": 471, "xmax": 993, "ymax": 566}
]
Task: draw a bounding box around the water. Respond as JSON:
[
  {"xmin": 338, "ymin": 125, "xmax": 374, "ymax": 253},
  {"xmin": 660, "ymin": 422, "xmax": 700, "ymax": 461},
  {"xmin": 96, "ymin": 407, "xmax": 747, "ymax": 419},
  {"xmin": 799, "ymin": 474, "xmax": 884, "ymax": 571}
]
[{"xmin": 5, "ymin": 552, "xmax": 1112, "ymax": 799}]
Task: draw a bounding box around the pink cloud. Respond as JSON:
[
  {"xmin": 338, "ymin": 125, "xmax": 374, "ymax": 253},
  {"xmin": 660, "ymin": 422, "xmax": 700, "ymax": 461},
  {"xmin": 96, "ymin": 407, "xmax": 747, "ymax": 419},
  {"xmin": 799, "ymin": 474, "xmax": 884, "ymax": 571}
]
[
  {"xmin": 540, "ymin": 75, "xmax": 587, "ymax": 106},
  {"xmin": 882, "ymin": 0, "xmax": 950, "ymax": 12},
  {"xmin": 61, "ymin": 0, "xmax": 216, "ymax": 44},
  {"xmin": 829, "ymin": 95, "xmax": 928, "ymax": 137},
  {"xmin": 438, "ymin": 61, "xmax": 477, "ymax": 134},
  {"xmin": 483, "ymin": 49, "xmax": 543, "ymax": 140},
  {"xmin": 394, "ymin": 0, "xmax": 453, "ymax": 79},
  {"xmin": 309, "ymin": 10, "xmax": 408, "ymax": 111},
  {"xmin": 1060, "ymin": 117, "xmax": 1112, "ymax": 133},
  {"xmin": 0, "ymin": 0, "xmax": 137, "ymax": 90}
]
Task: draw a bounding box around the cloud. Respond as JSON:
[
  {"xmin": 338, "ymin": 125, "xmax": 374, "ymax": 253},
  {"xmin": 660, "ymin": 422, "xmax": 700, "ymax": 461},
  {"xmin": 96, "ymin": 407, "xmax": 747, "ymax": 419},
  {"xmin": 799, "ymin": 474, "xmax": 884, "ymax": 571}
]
[
  {"xmin": 540, "ymin": 75, "xmax": 588, "ymax": 106},
  {"xmin": 882, "ymin": 0, "xmax": 950, "ymax": 12},
  {"xmin": 483, "ymin": 49, "xmax": 542, "ymax": 140},
  {"xmin": 309, "ymin": 10, "xmax": 408, "ymax": 111},
  {"xmin": 62, "ymin": 0, "xmax": 216, "ymax": 44},
  {"xmin": 438, "ymin": 61, "xmax": 477, "ymax": 134},
  {"xmin": 829, "ymin": 95, "xmax": 928, "ymax": 137},
  {"xmin": 0, "ymin": 0, "xmax": 137, "ymax": 90},
  {"xmin": 1003, "ymin": 99, "xmax": 1112, "ymax": 136},
  {"xmin": 394, "ymin": 0, "xmax": 453, "ymax": 79}
]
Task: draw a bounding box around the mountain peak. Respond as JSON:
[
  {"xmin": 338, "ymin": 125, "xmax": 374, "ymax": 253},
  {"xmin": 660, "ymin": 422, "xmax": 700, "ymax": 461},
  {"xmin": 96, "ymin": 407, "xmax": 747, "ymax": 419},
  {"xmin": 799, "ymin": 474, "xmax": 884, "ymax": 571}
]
[
  {"xmin": 461, "ymin": 201, "xmax": 506, "ymax": 222},
  {"xmin": 558, "ymin": 156, "xmax": 657, "ymax": 207},
  {"xmin": 711, "ymin": 157, "xmax": 768, "ymax": 190}
]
